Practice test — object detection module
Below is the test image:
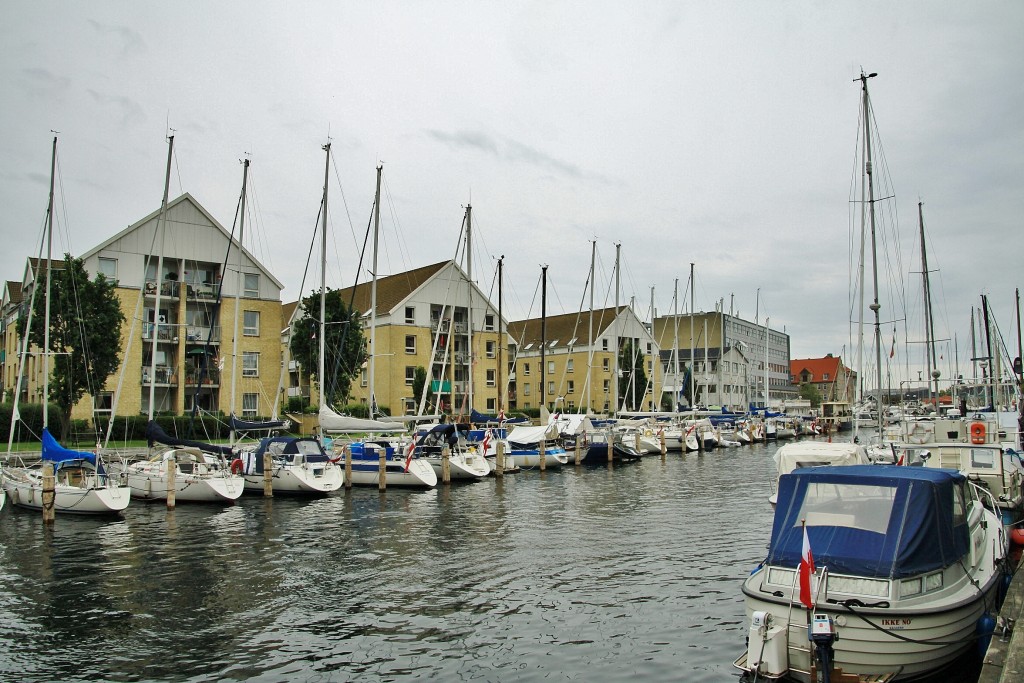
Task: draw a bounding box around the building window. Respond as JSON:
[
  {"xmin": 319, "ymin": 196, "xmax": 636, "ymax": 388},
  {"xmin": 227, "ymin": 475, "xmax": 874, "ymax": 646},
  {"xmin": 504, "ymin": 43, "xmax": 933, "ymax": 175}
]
[
  {"xmin": 486, "ymin": 369, "xmax": 496, "ymax": 387},
  {"xmin": 243, "ymin": 273, "xmax": 259, "ymax": 298},
  {"xmin": 567, "ymin": 359, "xmax": 574, "ymax": 373},
  {"xmin": 603, "ymin": 379, "xmax": 610, "ymax": 393},
  {"xmin": 94, "ymin": 391, "xmax": 113, "ymax": 414},
  {"xmin": 602, "ymin": 339, "xmax": 609, "ymax": 351},
  {"xmin": 567, "ymin": 380, "xmax": 574, "ymax": 394},
  {"xmin": 242, "ymin": 352, "xmax": 259, "ymax": 377},
  {"xmin": 547, "ymin": 381, "xmax": 555, "ymax": 396},
  {"xmin": 243, "ymin": 310, "xmax": 260, "ymax": 336},
  {"xmin": 823, "ymin": 373, "xmax": 830, "ymax": 381},
  {"xmin": 98, "ymin": 257, "xmax": 118, "ymax": 282},
  {"xmin": 405, "ymin": 366, "xmax": 416, "ymax": 385},
  {"xmin": 602, "ymin": 358, "xmax": 610, "ymax": 371},
  {"xmin": 486, "ymin": 340, "xmax": 496, "ymax": 358},
  {"xmin": 524, "ymin": 363, "xmax": 530, "ymax": 376},
  {"xmin": 361, "ymin": 368, "xmax": 368, "ymax": 386},
  {"xmin": 523, "ymin": 383, "xmax": 531, "ymax": 396},
  {"xmin": 242, "ymin": 393, "xmax": 258, "ymax": 416},
  {"xmin": 405, "ymin": 335, "xmax": 416, "ymax": 354},
  {"xmin": 547, "ymin": 360, "xmax": 555, "ymax": 375},
  {"xmin": 486, "ymin": 397, "xmax": 496, "ymax": 410},
  {"xmin": 646, "ymin": 342, "xmax": 652, "ymax": 354},
  {"xmin": 405, "ymin": 306, "xmax": 415, "ymax": 324},
  {"xmin": 485, "ymin": 314, "xmax": 495, "ymax": 331}
]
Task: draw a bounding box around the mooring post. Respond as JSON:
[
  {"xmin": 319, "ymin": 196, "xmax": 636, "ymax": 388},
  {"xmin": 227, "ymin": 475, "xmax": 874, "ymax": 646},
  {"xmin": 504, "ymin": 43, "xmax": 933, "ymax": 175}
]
[
  {"xmin": 263, "ymin": 453, "xmax": 273, "ymax": 497},
  {"xmin": 539, "ymin": 439, "xmax": 547, "ymax": 471},
  {"xmin": 441, "ymin": 445, "xmax": 451, "ymax": 484},
  {"xmin": 166, "ymin": 455, "xmax": 176, "ymax": 509},
  {"xmin": 496, "ymin": 439, "xmax": 505, "ymax": 478},
  {"xmin": 344, "ymin": 444, "xmax": 352, "ymax": 489},
  {"xmin": 41, "ymin": 461, "xmax": 55, "ymax": 524},
  {"xmin": 378, "ymin": 444, "xmax": 387, "ymax": 491}
]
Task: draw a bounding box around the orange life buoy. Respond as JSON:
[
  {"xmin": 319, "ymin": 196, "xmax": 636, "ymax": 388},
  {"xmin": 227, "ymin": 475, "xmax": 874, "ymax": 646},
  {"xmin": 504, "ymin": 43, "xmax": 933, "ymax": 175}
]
[
  {"xmin": 970, "ymin": 422, "xmax": 986, "ymax": 445},
  {"xmin": 230, "ymin": 458, "xmax": 244, "ymax": 475}
]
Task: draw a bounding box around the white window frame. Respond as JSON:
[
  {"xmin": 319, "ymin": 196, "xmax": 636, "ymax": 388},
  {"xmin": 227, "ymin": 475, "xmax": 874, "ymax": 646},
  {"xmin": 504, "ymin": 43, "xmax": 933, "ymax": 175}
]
[
  {"xmin": 242, "ymin": 351, "xmax": 259, "ymax": 377},
  {"xmin": 485, "ymin": 314, "xmax": 495, "ymax": 331},
  {"xmin": 405, "ymin": 306, "xmax": 415, "ymax": 324},
  {"xmin": 405, "ymin": 366, "xmax": 416, "ymax": 386},
  {"xmin": 243, "ymin": 310, "xmax": 260, "ymax": 336},
  {"xmin": 486, "ymin": 340, "xmax": 496, "ymax": 358},
  {"xmin": 243, "ymin": 273, "xmax": 260, "ymax": 298},
  {"xmin": 486, "ymin": 369, "xmax": 496, "ymax": 387},
  {"xmin": 98, "ymin": 257, "xmax": 118, "ymax": 281},
  {"xmin": 242, "ymin": 392, "xmax": 258, "ymax": 417},
  {"xmin": 405, "ymin": 335, "xmax": 416, "ymax": 354}
]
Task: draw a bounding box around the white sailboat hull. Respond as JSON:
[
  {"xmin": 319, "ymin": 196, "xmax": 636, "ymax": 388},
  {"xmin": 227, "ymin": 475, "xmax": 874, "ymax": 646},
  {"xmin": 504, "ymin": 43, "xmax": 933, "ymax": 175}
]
[
  {"xmin": 241, "ymin": 462, "xmax": 344, "ymax": 494},
  {"xmin": 2, "ymin": 469, "xmax": 130, "ymax": 515}
]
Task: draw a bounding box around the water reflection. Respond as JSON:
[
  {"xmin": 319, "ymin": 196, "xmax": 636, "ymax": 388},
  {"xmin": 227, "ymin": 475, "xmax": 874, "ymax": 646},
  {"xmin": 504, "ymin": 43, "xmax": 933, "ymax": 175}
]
[{"xmin": 0, "ymin": 441, "xmax": 981, "ymax": 682}]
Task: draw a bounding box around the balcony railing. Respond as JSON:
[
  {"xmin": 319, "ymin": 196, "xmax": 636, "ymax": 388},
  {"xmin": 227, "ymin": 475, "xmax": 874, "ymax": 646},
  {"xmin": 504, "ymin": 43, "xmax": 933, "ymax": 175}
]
[
  {"xmin": 185, "ymin": 282, "xmax": 221, "ymax": 300},
  {"xmin": 144, "ymin": 279, "xmax": 181, "ymax": 298},
  {"xmin": 184, "ymin": 325, "xmax": 220, "ymax": 343},
  {"xmin": 143, "ymin": 323, "xmax": 179, "ymax": 342},
  {"xmin": 185, "ymin": 368, "xmax": 221, "ymax": 386},
  {"xmin": 141, "ymin": 365, "xmax": 178, "ymax": 386}
]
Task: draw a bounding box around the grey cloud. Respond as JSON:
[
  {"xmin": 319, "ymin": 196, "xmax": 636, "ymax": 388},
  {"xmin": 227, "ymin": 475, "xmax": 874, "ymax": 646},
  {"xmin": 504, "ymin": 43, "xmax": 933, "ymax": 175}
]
[
  {"xmin": 20, "ymin": 68, "xmax": 71, "ymax": 98},
  {"xmin": 87, "ymin": 20, "xmax": 146, "ymax": 57},
  {"xmin": 86, "ymin": 90, "xmax": 146, "ymax": 128},
  {"xmin": 425, "ymin": 129, "xmax": 500, "ymax": 155}
]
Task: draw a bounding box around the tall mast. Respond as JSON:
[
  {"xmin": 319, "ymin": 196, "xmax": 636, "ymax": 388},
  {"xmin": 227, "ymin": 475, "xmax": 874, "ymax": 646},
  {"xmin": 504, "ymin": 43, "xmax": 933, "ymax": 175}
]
[
  {"xmin": 318, "ymin": 143, "xmax": 330, "ymax": 412},
  {"xmin": 918, "ymin": 201, "xmax": 939, "ymax": 406},
  {"xmin": 587, "ymin": 240, "xmax": 595, "ymax": 414},
  {"xmin": 497, "ymin": 255, "xmax": 504, "ymax": 418},
  {"xmin": 858, "ymin": 71, "xmax": 885, "ymax": 438},
  {"xmin": 148, "ymin": 135, "xmax": 174, "ymax": 421},
  {"xmin": 689, "ymin": 262, "xmax": 695, "ymax": 411},
  {"xmin": 541, "ymin": 264, "xmax": 548, "ymax": 411},
  {"xmin": 465, "ymin": 203, "xmax": 473, "ymax": 414},
  {"xmin": 672, "ymin": 278, "xmax": 680, "ymax": 413},
  {"xmin": 982, "ymin": 295, "xmax": 995, "ymax": 409},
  {"xmin": 229, "ymin": 158, "xmax": 249, "ymax": 436},
  {"xmin": 764, "ymin": 317, "xmax": 770, "ymax": 408},
  {"xmin": 369, "ymin": 163, "xmax": 382, "ymax": 418},
  {"xmin": 42, "ymin": 136, "xmax": 56, "ymax": 430},
  {"xmin": 650, "ymin": 286, "xmax": 656, "ymax": 411},
  {"xmin": 613, "ymin": 243, "xmax": 621, "ymax": 415}
]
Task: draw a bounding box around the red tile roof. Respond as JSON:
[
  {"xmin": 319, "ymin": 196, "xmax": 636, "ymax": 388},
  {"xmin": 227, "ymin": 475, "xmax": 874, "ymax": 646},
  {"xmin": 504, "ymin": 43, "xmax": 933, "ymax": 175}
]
[{"xmin": 791, "ymin": 356, "xmax": 845, "ymax": 383}]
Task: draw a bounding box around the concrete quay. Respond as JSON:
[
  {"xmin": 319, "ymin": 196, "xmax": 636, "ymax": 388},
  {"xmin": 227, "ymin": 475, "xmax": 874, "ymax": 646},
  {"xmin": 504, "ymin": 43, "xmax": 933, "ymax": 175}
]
[{"xmin": 980, "ymin": 555, "xmax": 1024, "ymax": 683}]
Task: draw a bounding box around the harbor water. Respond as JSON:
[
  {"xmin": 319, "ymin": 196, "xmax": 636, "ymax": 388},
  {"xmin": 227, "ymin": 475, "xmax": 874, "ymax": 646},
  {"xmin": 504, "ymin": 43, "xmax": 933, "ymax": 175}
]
[{"xmin": 0, "ymin": 441, "xmax": 982, "ymax": 682}]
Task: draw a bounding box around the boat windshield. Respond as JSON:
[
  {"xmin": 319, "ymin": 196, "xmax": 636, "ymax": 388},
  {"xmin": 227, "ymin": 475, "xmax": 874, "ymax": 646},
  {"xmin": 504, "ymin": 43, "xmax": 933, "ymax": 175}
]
[{"xmin": 797, "ymin": 482, "xmax": 895, "ymax": 535}]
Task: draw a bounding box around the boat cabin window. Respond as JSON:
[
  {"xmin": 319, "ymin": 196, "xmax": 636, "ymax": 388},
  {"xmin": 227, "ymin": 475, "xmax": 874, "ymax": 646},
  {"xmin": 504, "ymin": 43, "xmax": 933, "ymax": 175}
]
[
  {"xmin": 952, "ymin": 483, "xmax": 967, "ymax": 527},
  {"xmin": 970, "ymin": 449, "xmax": 996, "ymax": 470},
  {"xmin": 798, "ymin": 483, "xmax": 895, "ymax": 535}
]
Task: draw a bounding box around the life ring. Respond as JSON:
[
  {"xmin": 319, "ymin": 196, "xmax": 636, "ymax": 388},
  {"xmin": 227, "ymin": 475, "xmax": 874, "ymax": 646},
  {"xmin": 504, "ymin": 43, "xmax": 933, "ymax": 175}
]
[
  {"xmin": 230, "ymin": 458, "xmax": 244, "ymax": 475},
  {"xmin": 970, "ymin": 422, "xmax": 986, "ymax": 445}
]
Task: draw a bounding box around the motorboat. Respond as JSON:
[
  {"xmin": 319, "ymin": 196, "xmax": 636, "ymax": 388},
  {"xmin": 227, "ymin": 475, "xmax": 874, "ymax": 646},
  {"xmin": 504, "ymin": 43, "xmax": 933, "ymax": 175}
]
[
  {"xmin": 2, "ymin": 429, "xmax": 130, "ymax": 515},
  {"xmin": 737, "ymin": 465, "xmax": 1007, "ymax": 681},
  {"xmin": 236, "ymin": 436, "xmax": 343, "ymax": 495},
  {"xmin": 580, "ymin": 431, "xmax": 643, "ymax": 465},
  {"xmin": 504, "ymin": 423, "xmax": 570, "ymax": 468}
]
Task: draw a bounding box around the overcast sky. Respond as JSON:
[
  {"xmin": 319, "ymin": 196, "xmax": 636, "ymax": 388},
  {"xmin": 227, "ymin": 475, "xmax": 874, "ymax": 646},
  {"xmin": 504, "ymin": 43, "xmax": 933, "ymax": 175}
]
[{"xmin": 2, "ymin": 2, "xmax": 1021, "ymax": 388}]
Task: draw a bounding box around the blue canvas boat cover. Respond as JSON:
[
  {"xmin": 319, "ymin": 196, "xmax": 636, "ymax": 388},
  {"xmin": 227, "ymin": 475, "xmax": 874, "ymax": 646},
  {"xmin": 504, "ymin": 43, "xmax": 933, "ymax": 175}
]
[
  {"xmin": 470, "ymin": 409, "xmax": 528, "ymax": 424},
  {"xmin": 229, "ymin": 415, "xmax": 290, "ymax": 432},
  {"xmin": 767, "ymin": 465, "xmax": 969, "ymax": 579},
  {"xmin": 41, "ymin": 428, "xmax": 97, "ymax": 466},
  {"xmin": 248, "ymin": 437, "xmax": 329, "ymax": 473}
]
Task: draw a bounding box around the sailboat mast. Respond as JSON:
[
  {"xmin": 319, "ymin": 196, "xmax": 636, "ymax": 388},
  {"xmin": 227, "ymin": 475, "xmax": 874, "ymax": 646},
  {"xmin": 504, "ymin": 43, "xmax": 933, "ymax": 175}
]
[
  {"xmin": 369, "ymin": 164, "xmax": 382, "ymax": 418},
  {"xmin": 466, "ymin": 203, "xmax": 473, "ymax": 415},
  {"xmin": 672, "ymin": 279, "xmax": 680, "ymax": 412},
  {"xmin": 689, "ymin": 262, "xmax": 695, "ymax": 411},
  {"xmin": 148, "ymin": 135, "xmax": 174, "ymax": 421},
  {"xmin": 497, "ymin": 255, "xmax": 504, "ymax": 418},
  {"xmin": 318, "ymin": 143, "xmax": 330, "ymax": 412},
  {"xmin": 613, "ymin": 243, "xmax": 621, "ymax": 415},
  {"xmin": 764, "ymin": 317, "xmax": 770, "ymax": 409},
  {"xmin": 541, "ymin": 264, "xmax": 547, "ymax": 411},
  {"xmin": 859, "ymin": 71, "xmax": 885, "ymax": 437},
  {"xmin": 982, "ymin": 295, "xmax": 995, "ymax": 409},
  {"xmin": 43, "ymin": 136, "xmax": 56, "ymax": 431},
  {"xmin": 587, "ymin": 240, "xmax": 595, "ymax": 414},
  {"xmin": 918, "ymin": 201, "xmax": 939, "ymax": 405},
  {"xmin": 229, "ymin": 158, "xmax": 249, "ymax": 432}
]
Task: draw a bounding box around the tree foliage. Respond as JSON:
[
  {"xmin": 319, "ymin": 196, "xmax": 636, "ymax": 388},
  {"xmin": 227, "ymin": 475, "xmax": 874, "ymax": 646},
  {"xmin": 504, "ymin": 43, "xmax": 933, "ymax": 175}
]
[
  {"xmin": 289, "ymin": 288, "xmax": 366, "ymax": 409},
  {"xmin": 617, "ymin": 339, "xmax": 649, "ymax": 412},
  {"xmin": 28, "ymin": 254, "xmax": 125, "ymax": 440},
  {"xmin": 798, "ymin": 382, "xmax": 823, "ymax": 408}
]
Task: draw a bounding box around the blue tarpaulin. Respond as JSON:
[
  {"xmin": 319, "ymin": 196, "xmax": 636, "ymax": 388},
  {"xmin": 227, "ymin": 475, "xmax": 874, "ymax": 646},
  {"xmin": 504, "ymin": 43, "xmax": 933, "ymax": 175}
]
[{"xmin": 41, "ymin": 428, "xmax": 97, "ymax": 466}]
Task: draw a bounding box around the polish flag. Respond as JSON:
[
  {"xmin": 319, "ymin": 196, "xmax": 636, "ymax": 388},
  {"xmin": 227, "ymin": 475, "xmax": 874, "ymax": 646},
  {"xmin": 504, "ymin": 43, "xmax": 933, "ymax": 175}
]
[
  {"xmin": 799, "ymin": 525, "xmax": 815, "ymax": 609},
  {"xmin": 403, "ymin": 440, "xmax": 416, "ymax": 472}
]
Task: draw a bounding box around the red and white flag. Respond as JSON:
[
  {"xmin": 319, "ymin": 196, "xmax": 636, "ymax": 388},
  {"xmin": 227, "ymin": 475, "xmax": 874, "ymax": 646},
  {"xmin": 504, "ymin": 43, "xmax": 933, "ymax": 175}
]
[
  {"xmin": 799, "ymin": 525, "xmax": 815, "ymax": 609},
  {"xmin": 403, "ymin": 440, "xmax": 416, "ymax": 472},
  {"xmin": 482, "ymin": 429, "xmax": 492, "ymax": 454},
  {"xmin": 498, "ymin": 409, "xmax": 506, "ymax": 422}
]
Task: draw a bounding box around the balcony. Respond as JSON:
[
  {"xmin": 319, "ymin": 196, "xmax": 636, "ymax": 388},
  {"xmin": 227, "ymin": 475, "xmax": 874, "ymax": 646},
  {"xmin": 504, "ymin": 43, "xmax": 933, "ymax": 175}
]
[
  {"xmin": 144, "ymin": 279, "xmax": 181, "ymax": 299},
  {"xmin": 185, "ymin": 368, "xmax": 221, "ymax": 386},
  {"xmin": 185, "ymin": 282, "xmax": 221, "ymax": 300},
  {"xmin": 141, "ymin": 365, "xmax": 178, "ymax": 386},
  {"xmin": 184, "ymin": 325, "xmax": 220, "ymax": 343},
  {"xmin": 143, "ymin": 323, "xmax": 179, "ymax": 342}
]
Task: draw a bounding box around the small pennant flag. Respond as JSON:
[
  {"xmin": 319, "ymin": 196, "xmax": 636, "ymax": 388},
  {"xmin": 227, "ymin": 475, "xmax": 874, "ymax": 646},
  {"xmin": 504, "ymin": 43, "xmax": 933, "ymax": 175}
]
[{"xmin": 799, "ymin": 524, "xmax": 815, "ymax": 609}]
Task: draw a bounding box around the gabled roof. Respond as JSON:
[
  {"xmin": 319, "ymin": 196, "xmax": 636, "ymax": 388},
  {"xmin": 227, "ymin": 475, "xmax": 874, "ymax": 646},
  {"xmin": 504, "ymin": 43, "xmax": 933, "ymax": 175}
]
[
  {"xmin": 79, "ymin": 193, "xmax": 284, "ymax": 290},
  {"xmin": 790, "ymin": 356, "xmax": 849, "ymax": 383},
  {"xmin": 336, "ymin": 260, "xmax": 450, "ymax": 316},
  {"xmin": 4, "ymin": 281, "xmax": 23, "ymax": 305},
  {"xmin": 507, "ymin": 306, "xmax": 628, "ymax": 351}
]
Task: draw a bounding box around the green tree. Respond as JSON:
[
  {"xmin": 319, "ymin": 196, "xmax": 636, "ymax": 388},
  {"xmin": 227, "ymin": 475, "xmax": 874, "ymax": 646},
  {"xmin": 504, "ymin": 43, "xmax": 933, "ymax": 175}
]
[
  {"xmin": 29, "ymin": 253, "xmax": 125, "ymax": 441},
  {"xmin": 617, "ymin": 339, "xmax": 649, "ymax": 411},
  {"xmin": 289, "ymin": 288, "xmax": 366, "ymax": 408},
  {"xmin": 412, "ymin": 366, "xmax": 432, "ymax": 410},
  {"xmin": 798, "ymin": 382, "xmax": 823, "ymax": 408}
]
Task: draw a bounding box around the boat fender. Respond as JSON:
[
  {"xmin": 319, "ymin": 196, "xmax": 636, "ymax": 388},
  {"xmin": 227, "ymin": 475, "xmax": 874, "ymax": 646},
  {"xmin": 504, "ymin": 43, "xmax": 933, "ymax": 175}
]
[
  {"xmin": 1012, "ymin": 528, "xmax": 1024, "ymax": 547},
  {"xmin": 970, "ymin": 422, "xmax": 986, "ymax": 444},
  {"xmin": 977, "ymin": 612, "xmax": 996, "ymax": 659},
  {"xmin": 230, "ymin": 458, "xmax": 244, "ymax": 475}
]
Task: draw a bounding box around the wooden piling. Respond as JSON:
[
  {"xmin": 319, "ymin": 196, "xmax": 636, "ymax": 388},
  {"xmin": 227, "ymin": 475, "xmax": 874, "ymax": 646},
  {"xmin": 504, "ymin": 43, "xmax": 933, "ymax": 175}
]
[
  {"xmin": 441, "ymin": 445, "xmax": 451, "ymax": 484},
  {"xmin": 378, "ymin": 445, "xmax": 387, "ymax": 491},
  {"xmin": 606, "ymin": 428, "xmax": 614, "ymax": 464},
  {"xmin": 166, "ymin": 455, "xmax": 176, "ymax": 509},
  {"xmin": 634, "ymin": 432, "xmax": 641, "ymax": 453},
  {"xmin": 575, "ymin": 438, "xmax": 581, "ymax": 466},
  {"xmin": 41, "ymin": 461, "xmax": 55, "ymax": 524},
  {"xmin": 344, "ymin": 444, "xmax": 352, "ymax": 489},
  {"xmin": 539, "ymin": 440, "xmax": 546, "ymax": 471},
  {"xmin": 496, "ymin": 439, "xmax": 505, "ymax": 478},
  {"xmin": 263, "ymin": 453, "xmax": 273, "ymax": 497},
  {"xmin": 659, "ymin": 429, "xmax": 666, "ymax": 460}
]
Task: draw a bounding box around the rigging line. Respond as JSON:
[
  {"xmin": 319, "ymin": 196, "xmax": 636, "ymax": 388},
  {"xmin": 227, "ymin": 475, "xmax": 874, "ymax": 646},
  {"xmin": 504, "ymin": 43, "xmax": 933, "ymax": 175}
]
[
  {"xmin": 328, "ymin": 150, "xmax": 360, "ymax": 278},
  {"xmin": 381, "ymin": 172, "xmax": 413, "ymax": 275}
]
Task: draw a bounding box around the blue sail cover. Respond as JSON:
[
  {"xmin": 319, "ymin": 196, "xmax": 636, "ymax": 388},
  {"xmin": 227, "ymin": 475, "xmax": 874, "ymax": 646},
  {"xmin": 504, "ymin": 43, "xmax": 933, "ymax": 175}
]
[
  {"xmin": 249, "ymin": 437, "xmax": 329, "ymax": 473},
  {"xmin": 41, "ymin": 428, "xmax": 97, "ymax": 466},
  {"xmin": 766, "ymin": 465, "xmax": 969, "ymax": 579},
  {"xmin": 470, "ymin": 409, "xmax": 528, "ymax": 424},
  {"xmin": 145, "ymin": 420, "xmax": 234, "ymax": 456}
]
